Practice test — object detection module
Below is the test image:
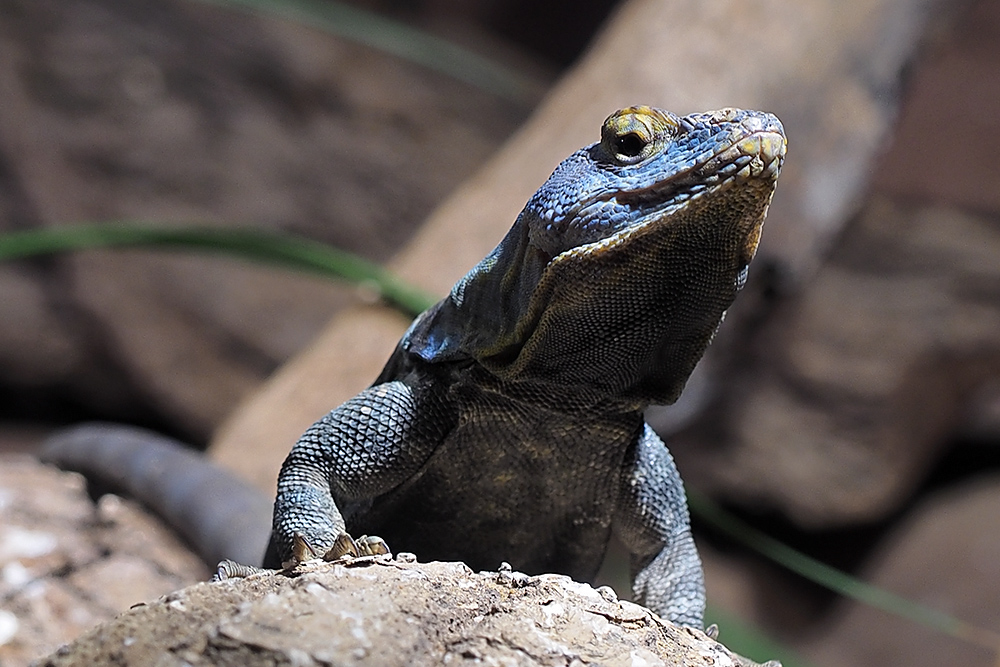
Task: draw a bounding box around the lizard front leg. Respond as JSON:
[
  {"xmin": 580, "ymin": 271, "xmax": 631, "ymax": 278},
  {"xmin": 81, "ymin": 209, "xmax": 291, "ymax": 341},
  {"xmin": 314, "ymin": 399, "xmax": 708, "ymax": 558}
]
[
  {"xmin": 613, "ymin": 426, "xmax": 782, "ymax": 665},
  {"xmin": 613, "ymin": 423, "xmax": 706, "ymax": 628},
  {"xmin": 266, "ymin": 378, "xmax": 453, "ymax": 568}
]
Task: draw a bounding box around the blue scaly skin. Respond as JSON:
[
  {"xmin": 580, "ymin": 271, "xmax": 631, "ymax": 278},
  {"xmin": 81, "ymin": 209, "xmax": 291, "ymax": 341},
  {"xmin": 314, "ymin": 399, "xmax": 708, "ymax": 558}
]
[{"xmin": 268, "ymin": 106, "xmax": 785, "ymax": 627}]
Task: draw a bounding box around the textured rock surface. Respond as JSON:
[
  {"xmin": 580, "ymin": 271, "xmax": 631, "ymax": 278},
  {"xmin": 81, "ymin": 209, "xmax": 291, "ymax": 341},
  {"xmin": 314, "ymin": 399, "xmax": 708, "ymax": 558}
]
[
  {"xmin": 0, "ymin": 453, "xmax": 207, "ymax": 666},
  {"xmin": 36, "ymin": 557, "xmax": 742, "ymax": 667}
]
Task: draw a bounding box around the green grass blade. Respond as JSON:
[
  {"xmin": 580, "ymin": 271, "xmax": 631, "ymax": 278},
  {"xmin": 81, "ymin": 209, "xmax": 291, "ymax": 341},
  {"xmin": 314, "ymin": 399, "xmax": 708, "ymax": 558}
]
[
  {"xmin": 0, "ymin": 223, "xmax": 436, "ymax": 316},
  {"xmin": 197, "ymin": 0, "xmax": 543, "ymax": 103}
]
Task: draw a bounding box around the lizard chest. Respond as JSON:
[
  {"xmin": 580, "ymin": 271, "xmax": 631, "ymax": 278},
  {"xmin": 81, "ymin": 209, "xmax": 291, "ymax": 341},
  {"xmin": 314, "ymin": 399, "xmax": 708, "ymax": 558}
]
[{"xmin": 348, "ymin": 388, "xmax": 641, "ymax": 579}]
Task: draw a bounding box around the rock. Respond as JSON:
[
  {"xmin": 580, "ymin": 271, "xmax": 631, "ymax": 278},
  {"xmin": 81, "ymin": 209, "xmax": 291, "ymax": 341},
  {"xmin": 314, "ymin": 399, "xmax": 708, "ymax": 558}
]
[
  {"xmin": 36, "ymin": 557, "xmax": 744, "ymax": 667},
  {"xmin": 0, "ymin": 454, "xmax": 207, "ymax": 665},
  {"xmin": 873, "ymin": 0, "xmax": 1000, "ymax": 214}
]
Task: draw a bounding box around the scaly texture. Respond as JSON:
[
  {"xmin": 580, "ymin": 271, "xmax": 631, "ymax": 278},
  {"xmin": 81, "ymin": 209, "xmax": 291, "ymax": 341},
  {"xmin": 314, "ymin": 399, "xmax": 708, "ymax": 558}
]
[{"xmin": 269, "ymin": 106, "xmax": 785, "ymax": 627}]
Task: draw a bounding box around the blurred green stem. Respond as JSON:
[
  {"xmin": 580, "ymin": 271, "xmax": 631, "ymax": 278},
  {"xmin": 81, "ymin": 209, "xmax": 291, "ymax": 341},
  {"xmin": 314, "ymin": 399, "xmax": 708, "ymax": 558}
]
[{"xmin": 0, "ymin": 223, "xmax": 435, "ymax": 316}]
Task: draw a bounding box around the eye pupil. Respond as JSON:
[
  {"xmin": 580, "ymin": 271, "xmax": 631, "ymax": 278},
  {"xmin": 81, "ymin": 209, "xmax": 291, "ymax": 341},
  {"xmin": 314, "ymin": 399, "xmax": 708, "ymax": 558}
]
[{"xmin": 615, "ymin": 132, "xmax": 646, "ymax": 158}]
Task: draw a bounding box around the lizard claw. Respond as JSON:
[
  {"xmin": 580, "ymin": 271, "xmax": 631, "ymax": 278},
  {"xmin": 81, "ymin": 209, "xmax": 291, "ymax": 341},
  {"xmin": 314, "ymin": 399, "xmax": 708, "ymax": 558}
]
[
  {"xmin": 354, "ymin": 535, "xmax": 390, "ymax": 557},
  {"xmin": 322, "ymin": 532, "xmax": 358, "ymax": 560},
  {"xmin": 322, "ymin": 533, "xmax": 390, "ymax": 561},
  {"xmin": 285, "ymin": 532, "xmax": 321, "ymax": 569},
  {"xmin": 284, "ymin": 532, "xmax": 391, "ymax": 569}
]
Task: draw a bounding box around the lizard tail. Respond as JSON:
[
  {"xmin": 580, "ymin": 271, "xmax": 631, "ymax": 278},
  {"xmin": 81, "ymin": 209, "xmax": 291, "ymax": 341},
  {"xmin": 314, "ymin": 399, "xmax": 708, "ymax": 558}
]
[{"xmin": 41, "ymin": 423, "xmax": 273, "ymax": 569}]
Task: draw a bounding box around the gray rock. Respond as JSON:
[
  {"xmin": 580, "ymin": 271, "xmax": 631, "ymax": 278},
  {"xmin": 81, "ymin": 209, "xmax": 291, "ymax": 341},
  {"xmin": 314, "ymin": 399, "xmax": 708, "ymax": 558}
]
[{"xmin": 36, "ymin": 557, "xmax": 747, "ymax": 667}]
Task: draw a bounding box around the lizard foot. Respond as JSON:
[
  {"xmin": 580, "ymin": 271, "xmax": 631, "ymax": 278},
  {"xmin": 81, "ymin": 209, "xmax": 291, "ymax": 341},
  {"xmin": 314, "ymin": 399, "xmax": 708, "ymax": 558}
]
[
  {"xmin": 281, "ymin": 532, "xmax": 391, "ymax": 569},
  {"xmin": 215, "ymin": 532, "xmax": 391, "ymax": 580}
]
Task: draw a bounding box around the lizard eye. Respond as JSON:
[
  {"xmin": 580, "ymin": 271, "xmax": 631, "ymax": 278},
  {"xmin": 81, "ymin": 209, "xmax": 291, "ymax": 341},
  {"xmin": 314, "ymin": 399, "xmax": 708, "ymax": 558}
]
[
  {"xmin": 614, "ymin": 132, "xmax": 646, "ymax": 159},
  {"xmin": 600, "ymin": 106, "xmax": 677, "ymax": 165}
]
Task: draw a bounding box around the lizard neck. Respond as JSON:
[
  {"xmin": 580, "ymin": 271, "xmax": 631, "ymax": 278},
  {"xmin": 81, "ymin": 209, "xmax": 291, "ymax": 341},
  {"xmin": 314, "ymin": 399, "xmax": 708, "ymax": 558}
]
[{"xmin": 401, "ymin": 208, "xmax": 548, "ymax": 367}]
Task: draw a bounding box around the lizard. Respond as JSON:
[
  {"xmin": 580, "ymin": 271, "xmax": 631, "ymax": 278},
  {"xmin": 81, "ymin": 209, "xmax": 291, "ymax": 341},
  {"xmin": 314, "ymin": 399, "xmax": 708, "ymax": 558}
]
[{"xmin": 43, "ymin": 105, "xmax": 785, "ymax": 631}]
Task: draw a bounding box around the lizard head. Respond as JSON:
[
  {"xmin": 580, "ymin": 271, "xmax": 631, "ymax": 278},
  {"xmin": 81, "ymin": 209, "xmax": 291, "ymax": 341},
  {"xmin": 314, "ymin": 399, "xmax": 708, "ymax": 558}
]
[{"xmin": 404, "ymin": 106, "xmax": 786, "ymax": 407}]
